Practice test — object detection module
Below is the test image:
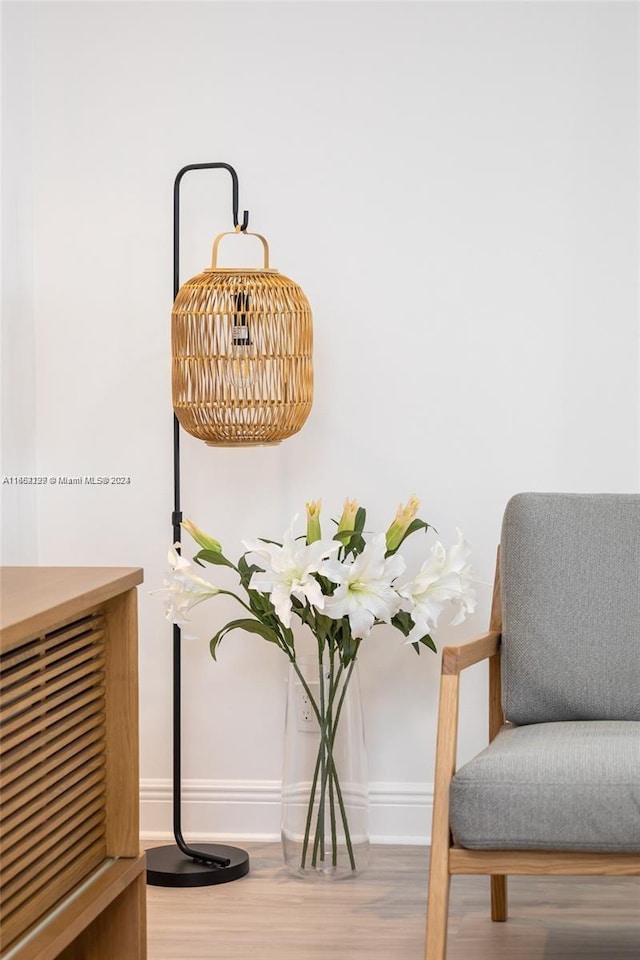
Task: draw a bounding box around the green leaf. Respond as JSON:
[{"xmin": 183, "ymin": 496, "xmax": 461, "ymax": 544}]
[
  {"xmin": 385, "ymin": 518, "xmax": 433, "ymax": 556},
  {"xmin": 419, "ymin": 633, "xmax": 437, "ymax": 653},
  {"xmin": 209, "ymin": 618, "xmax": 281, "ymax": 660},
  {"xmin": 313, "ymin": 611, "xmax": 333, "ymax": 643},
  {"xmin": 237, "ymin": 554, "xmax": 262, "ymax": 589},
  {"xmin": 246, "ymin": 589, "xmax": 270, "ymax": 616},
  {"xmin": 404, "ymin": 518, "xmax": 431, "ymax": 538},
  {"xmin": 337, "ymin": 622, "xmax": 357, "ymax": 665},
  {"xmin": 333, "ymin": 529, "xmax": 356, "ymax": 543},
  {"xmin": 338, "ymin": 530, "xmax": 366, "ymax": 557},
  {"xmin": 410, "ymin": 633, "xmax": 437, "ymax": 655},
  {"xmin": 243, "ymin": 566, "xmax": 262, "ymax": 587},
  {"xmin": 195, "ymin": 548, "xmax": 235, "ymax": 569},
  {"xmin": 391, "ymin": 610, "xmax": 414, "ymax": 637},
  {"xmin": 332, "ymin": 509, "xmax": 366, "ymax": 558},
  {"xmin": 290, "ymin": 596, "xmax": 315, "ymax": 628},
  {"xmin": 281, "ymin": 625, "xmax": 295, "ymax": 650}
]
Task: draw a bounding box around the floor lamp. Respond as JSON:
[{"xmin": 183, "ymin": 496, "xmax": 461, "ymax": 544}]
[{"xmin": 146, "ymin": 163, "xmax": 313, "ymax": 887}]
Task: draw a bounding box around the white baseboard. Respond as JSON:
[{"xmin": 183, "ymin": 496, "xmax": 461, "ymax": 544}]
[{"xmin": 140, "ymin": 779, "xmax": 432, "ymax": 846}]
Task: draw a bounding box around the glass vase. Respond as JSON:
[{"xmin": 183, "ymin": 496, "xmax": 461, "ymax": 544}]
[{"xmin": 281, "ymin": 654, "xmax": 369, "ymax": 879}]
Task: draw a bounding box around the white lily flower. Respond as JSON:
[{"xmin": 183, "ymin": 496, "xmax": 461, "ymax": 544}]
[
  {"xmin": 243, "ymin": 516, "xmax": 339, "ymax": 629},
  {"xmin": 398, "ymin": 528, "xmax": 477, "ymax": 643},
  {"xmin": 322, "ymin": 534, "xmax": 405, "ymax": 639},
  {"xmin": 154, "ymin": 547, "xmax": 221, "ymax": 628}
]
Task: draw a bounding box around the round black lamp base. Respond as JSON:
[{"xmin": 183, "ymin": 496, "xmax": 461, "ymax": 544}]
[{"xmin": 146, "ymin": 843, "xmax": 250, "ymax": 887}]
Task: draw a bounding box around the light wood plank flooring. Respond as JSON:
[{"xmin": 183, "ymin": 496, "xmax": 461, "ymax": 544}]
[{"xmin": 145, "ymin": 843, "xmax": 639, "ymax": 960}]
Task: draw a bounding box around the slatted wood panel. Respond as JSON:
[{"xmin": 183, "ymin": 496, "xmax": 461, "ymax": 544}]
[{"xmin": 0, "ymin": 613, "xmax": 108, "ymax": 948}]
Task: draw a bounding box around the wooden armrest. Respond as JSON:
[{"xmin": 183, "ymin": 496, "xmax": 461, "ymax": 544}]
[{"xmin": 441, "ymin": 631, "xmax": 501, "ymax": 675}]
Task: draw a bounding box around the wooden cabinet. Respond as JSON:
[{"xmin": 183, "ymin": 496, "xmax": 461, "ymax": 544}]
[{"xmin": 0, "ymin": 567, "xmax": 146, "ymax": 960}]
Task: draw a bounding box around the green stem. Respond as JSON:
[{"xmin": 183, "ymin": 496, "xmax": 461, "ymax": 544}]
[
  {"xmin": 312, "ymin": 647, "xmax": 349, "ymax": 867},
  {"xmin": 312, "ymin": 647, "xmax": 343, "ymax": 867},
  {"xmin": 216, "ymin": 589, "xmax": 256, "ymax": 616},
  {"xmin": 300, "ymin": 735, "xmax": 323, "ymax": 870},
  {"xmin": 324, "ymin": 651, "xmax": 360, "ymax": 871},
  {"xmin": 331, "ymin": 656, "xmax": 358, "ymax": 742},
  {"xmin": 328, "ymin": 648, "xmax": 338, "ymax": 867},
  {"xmin": 217, "ymin": 590, "xmax": 292, "ymax": 658},
  {"xmin": 290, "ymin": 654, "xmax": 359, "ymax": 873},
  {"xmin": 291, "ymin": 660, "xmax": 323, "ymax": 870},
  {"xmin": 312, "ymin": 654, "xmax": 327, "ymax": 865},
  {"xmin": 326, "ymin": 749, "xmax": 356, "ymax": 871}
]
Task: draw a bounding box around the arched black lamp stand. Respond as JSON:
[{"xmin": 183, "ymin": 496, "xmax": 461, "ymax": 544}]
[{"xmin": 146, "ymin": 164, "xmax": 251, "ymax": 887}]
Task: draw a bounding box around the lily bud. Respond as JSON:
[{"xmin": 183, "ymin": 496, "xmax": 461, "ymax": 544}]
[
  {"xmin": 337, "ymin": 498, "xmax": 359, "ymax": 534},
  {"xmin": 305, "ymin": 500, "xmax": 322, "ymax": 544},
  {"xmin": 181, "ymin": 518, "xmax": 222, "ymax": 553},
  {"xmin": 385, "ymin": 495, "xmax": 420, "ymax": 552}
]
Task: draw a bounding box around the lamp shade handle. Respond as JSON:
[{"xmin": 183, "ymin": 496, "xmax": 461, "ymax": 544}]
[{"xmin": 211, "ymin": 229, "xmax": 270, "ymax": 270}]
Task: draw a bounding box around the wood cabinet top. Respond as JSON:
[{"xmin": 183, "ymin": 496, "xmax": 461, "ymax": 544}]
[{"xmin": 0, "ymin": 566, "xmax": 144, "ymax": 651}]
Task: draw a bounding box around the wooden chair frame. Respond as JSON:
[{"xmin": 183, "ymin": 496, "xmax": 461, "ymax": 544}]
[{"xmin": 424, "ymin": 551, "xmax": 640, "ymax": 960}]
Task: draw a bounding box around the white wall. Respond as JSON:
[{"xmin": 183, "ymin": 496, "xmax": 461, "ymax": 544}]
[
  {"xmin": 2, "ymin": 1, "xmax": 638, "ymax": 842},
  {"xmin": 1, "ymin": 2, "xmax": 37, "ymax": 563}
]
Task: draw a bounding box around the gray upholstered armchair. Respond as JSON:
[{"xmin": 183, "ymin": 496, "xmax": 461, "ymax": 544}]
[{"xmin": 425, "ymin": 493, "xmax": 640, "ymax": 960}]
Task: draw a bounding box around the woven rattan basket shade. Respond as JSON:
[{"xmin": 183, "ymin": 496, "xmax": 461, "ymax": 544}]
[{"xmin": 172, "ymin": 232, "xmax": 313, "ymax": 446}]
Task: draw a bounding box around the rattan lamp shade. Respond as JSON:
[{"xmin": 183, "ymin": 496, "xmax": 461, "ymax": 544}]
[{"xmin": 172, "ymin": 230, "xmax": 313, "ymax": 446}]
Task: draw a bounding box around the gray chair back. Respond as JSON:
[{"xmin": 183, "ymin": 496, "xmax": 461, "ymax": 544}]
[{"xmin": 500, "ymin": 492, "xmax": 640, "ymax": 725}]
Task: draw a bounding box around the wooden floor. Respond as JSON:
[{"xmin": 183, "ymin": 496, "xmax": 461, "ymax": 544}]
[{"xmin": 145, "ymin": 842, "xmax": 640, "ymax": 960}]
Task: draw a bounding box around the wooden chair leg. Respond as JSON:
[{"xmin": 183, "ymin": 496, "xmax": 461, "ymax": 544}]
[
  {"xmin": 490, "ymin": 874, "xmax": 508, "ymax": 921},
  {"xmin": 425, "ymin": 851, "xmax": 451, "ymax": 960}
]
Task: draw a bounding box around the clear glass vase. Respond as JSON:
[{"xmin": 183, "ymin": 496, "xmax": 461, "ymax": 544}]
[{"xmin": 281, "ymin": 654, "xmax": 369, "ymax": 879}]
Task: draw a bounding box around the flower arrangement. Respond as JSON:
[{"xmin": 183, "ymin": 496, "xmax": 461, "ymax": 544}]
[{"xmin": 159, "ymin": 497, "xmax": 476, "ymax": 876}]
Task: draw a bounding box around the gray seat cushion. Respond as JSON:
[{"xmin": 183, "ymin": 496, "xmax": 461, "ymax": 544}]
[
  {"xmin": 449, "ymin": 721, "xmax": 640, "ymax": 852},
  {"xmin": 501, "ymin": 493, "xmax": 640, "ymax": 725}
]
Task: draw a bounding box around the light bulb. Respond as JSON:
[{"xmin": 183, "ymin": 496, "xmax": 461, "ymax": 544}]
[
  {"xmin": 227, "ymin": 290, "xmax": 257, "ymax": 393},
  {"xmin": 228, "ymin": 354, "xmax": 257, "ymax": 391}
]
